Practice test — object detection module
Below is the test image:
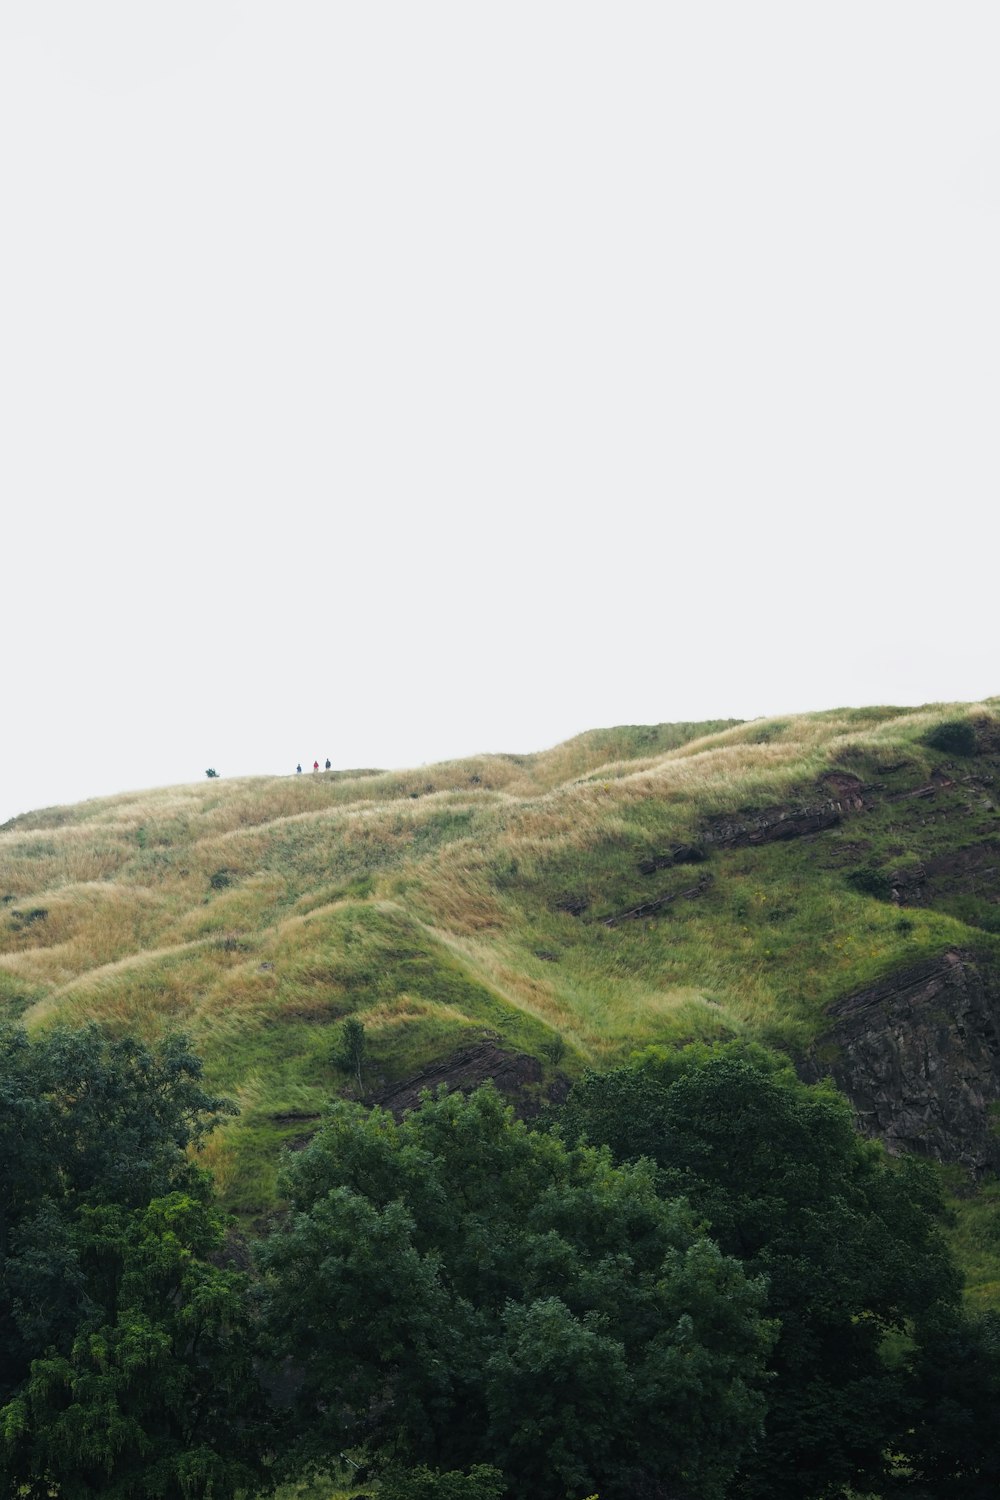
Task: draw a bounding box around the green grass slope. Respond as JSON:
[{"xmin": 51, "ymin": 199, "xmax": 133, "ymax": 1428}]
[{"xmin": 3, "ymin": 702, "xmax": 1000, "ymax": 1232}]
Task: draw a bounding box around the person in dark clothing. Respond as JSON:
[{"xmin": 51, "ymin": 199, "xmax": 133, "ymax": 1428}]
[
  {"xmin": 296, "ymin": 764, "xmax": 302, "ymax": 774},
  {"xmin": 325, "ymin": 759, "xmax": 331, "ymax": 770}
]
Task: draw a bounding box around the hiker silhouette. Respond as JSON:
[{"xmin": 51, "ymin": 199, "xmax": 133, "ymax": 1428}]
[
  {"xmin": 325, "ymin": 758, "xmax": 331, "ymax": 770},
  {"xmin": 296, "ymin": 764, "xmax": 302, "ymax": 774}
]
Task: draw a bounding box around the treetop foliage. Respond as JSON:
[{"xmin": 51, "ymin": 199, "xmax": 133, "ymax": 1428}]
[
  {"xmin": 560, "ymin": 1040, "xmax": 965, "ymax": 1500},
  {"xmin": 3, "ymin": 1022, "xmax": 999, "ymax": 1499},
  {"xmin": 257, "ymin": 1083, "xmax": 774, "ymax": 1500},
  {"xmin": 0, "ymin": 1023, "xmax": 269, "ymax": 1500},
  {"xmin": 0, "ymin": 1022, "xmax": 235, "ymax": 1222}
]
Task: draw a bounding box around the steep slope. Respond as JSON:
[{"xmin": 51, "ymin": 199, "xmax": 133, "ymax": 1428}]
[{"xmin": 4, "ymin": 703, "xmax": 1000, "ymax": 1239}]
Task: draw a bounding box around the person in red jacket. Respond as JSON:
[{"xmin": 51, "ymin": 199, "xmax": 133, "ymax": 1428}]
[{"xmin": 313, "ymin": 760, "xmax": 319, "ymax": 772}]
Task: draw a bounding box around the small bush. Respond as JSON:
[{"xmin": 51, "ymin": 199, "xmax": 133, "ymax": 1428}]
[
  {"xmin": 541, "ymin": 1034, "xmax": 566, "ymax": 1065},
  {"xmin": 332, "ymin": 1016, "xmax": 368, "ymax": 1094},
  {"xmin": 846, "ymin": 865, "xmax": 891, "ymax": 901},
  {"xmin": 10, "ymin": 907, "xmax": 48, "ymax": 926},
  {"xmin": 205, "ymin": 768, "xmax": 220, "ymax": 778},
  {"xmin": 379, "ymin": 1465, "xmax": 505, "ymax": 1500},
  {"xmin": 924, "ymin": 719, "xmax": 978, "ymax": 756}
]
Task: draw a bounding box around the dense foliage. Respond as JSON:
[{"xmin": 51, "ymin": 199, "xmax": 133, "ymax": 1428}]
[
  {"xmin": 0, "ymin": 1024, "xmax": 272, "ymax": 1499},
  {"xmin": 902, "ymin": 1303, "xmax": 1000, "ymax": 1498},
  {"xmin": 257, "ymin": 1085, "xmax": 773, "ymax": 1500},
  {"xmin": 3, "ymin": 1021, "xmax": 999, "ymax": 1498},
  {"xmin": 559, "ymin": 1042, "xmax": 993, "ymax": 1499}
]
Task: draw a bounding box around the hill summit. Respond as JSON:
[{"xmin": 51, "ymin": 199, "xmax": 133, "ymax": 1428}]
[{"xmin": 4, "ymin": 700, "xmax": 1000, "ymax": 1225}]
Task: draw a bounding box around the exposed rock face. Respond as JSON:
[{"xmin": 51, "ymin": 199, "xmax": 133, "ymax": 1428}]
[
  {"xmin": 601, "ymin": 874, "xmax": 713, "ymax": 928},
  {"xmin": 637, "ymin": 844, "xmax": 706, "ymax": 875},
  {"xmin": 889, "ymin": 839, "xmax": 1000, "ymax": 907},
  {"xmin": 370, "ymin": 1039, "xmax": 560, "ymax": 1118},
  {"xmin": 702, "ymin": 773, "xmax": 869, "ymax": 849},
  {"xmin": 801, "ymin": 949, "xmax": 1000, "ymax": 1173}
]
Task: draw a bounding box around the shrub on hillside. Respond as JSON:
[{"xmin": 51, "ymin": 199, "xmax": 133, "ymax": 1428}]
[
  {"xmin": 379, "ymin": 1464, "xmax": 505, "ymax": 1500},
  {"xmin": 924, "ymin": 718, "xmax": 978, "ymax": 756},
  {"xmin": 846, "ymin": 863, "xmax": 892, "ymax": 900},
  {"xmin": 332, "ymin": 1015, "xmax": 368, "ymax": 1094}
]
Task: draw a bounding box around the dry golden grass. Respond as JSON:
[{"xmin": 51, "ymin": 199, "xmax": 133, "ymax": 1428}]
[
  {"xmin": 191, "ymin": 1122, "xmax": 241, "ymax": 1195},
  {"xmin": 404, "ymin": 853, "xmax": 509, "ymax": 934},
  {"xmin": 0, "ymin": 883, "xmax": 163, "ymax": 976},
  {"xmin": 0, "ymin": 830, "xmax": 130, "ymax": 890},
  {"xmin": 21, "ymin": 938, "xmax": 216, "ymax": 1035},
  {"xmin": 361, "ymin": 994, "xmax": 473, "ymax": 1031}
]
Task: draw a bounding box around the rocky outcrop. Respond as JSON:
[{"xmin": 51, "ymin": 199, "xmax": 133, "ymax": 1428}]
[
  {"xmin": 601, "ymin": 874, "xmax": 713, "ymax": 928},
  {"xmin": 889, "ymin": 839, "xmax": 1000, "ymax": 907},
  {"xmin": 370, "ymin": 1039, "xmax": 561, "ymax": 1118},
  {"xmin": 552, "ymin": 892, "xmax": 589, "ymax": 916},
  {"xmin": 801, "ymin": 949, "xmax": 1000, "ymax": 1173},
  {"xmin": 702, "ymin": 773, "xmax": 869, "ymax": 849},
  {"xmin": 637, "ymin": 844, "xmax": 706, "ymax": 875}
]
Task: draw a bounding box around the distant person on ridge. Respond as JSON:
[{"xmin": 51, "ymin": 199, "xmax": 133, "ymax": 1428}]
[
  {"xmin": 296, "ymin": 764, "xmax": 302, "ymax": 774},
  {"xmin": 313, "ymin": 760, "xmax": 319, "ymax": 772},
  {"xmin": 325, "ymin": 758, "xmax": 331, "ymax": 770}
]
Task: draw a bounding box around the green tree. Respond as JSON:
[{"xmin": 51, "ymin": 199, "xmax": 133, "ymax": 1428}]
[
  {"xmin": 899, "ymin": 1305, "xmax": 1000, "ymax": 1497},
  {"xmin": 332, "ymin": 1015, "xmax": 368, "ymax": 1095},
  {"xmin": 559, "ymin": 1043, "xmax": 962, "ymax": 1500},
  {"xmin": 2, "ymin": 1195, "xmax": 269, "ymax": 1499},
  {"xmin": 257, "ymin": 1084, "xmax": 773, "ymax": 1500},
  {"xmin": 0, "ymin": 1023, "xmax": 273, "ymax": 1498}
]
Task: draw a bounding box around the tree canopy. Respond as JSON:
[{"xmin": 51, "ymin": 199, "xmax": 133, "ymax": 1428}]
[
  {"xmin": 559, "ymin": 1042, "xmax": 965, "ymax": 1500},
  {"xmin": 4, "ymin": 1020, "xmax": 997, "ymax": 1499},
  {"xmin": 0, "ymin": 1023, "xmax": 272, "ymax": 1499},
  {"xmin": 257, "ymin": 1083, "xmax": 774, "ymax": 1500}
]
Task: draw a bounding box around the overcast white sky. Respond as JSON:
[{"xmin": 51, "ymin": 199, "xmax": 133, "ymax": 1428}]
[{"xmin": 2, "ymin": 3, "xmax": 999, "ymax": 824}]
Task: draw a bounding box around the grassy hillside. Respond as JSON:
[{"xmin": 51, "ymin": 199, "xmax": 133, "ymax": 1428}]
[{"xmin": 3, "ymin": 702, "xmax": 1000, "ymax": 1237}]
